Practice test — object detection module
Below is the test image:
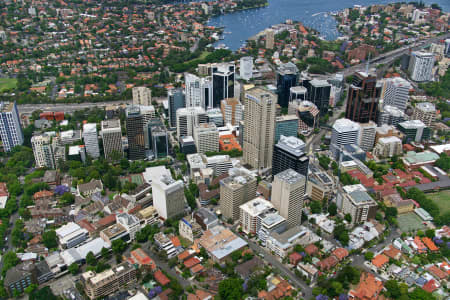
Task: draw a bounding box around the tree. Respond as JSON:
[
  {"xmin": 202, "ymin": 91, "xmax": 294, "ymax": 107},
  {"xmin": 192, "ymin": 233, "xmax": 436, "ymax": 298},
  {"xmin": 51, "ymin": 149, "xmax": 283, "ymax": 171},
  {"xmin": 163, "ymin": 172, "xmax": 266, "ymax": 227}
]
[
  {"xmin": 59, "ymin": 192, "xmax": 75, "ymax": 205},
  {"xmin": 218, "ymin": 278, "xmax": 244, "ymax": 300},
  {"xmin": 42, "ymin": 230, "xmax": 58, "ymax": 249},
  {"xmin": 425, "ymin": 229, "xmax": 435, "ymax": 239},
  {"xmin": 68, "ymin": 263, "xmax": 79, "ymax": 275},
  {"xmin": 101, "ymin": 247, "xmax": 110, "ymax": 259},
  {"xmin": 310, "ymin": 201, "xmax": 322, "ymax": 214},
  {"xmin": 364, "ymin": 251, "xmax": 374, "ymax": 261},
  {"xmin": 24, "ymin": 284, "xmax": 37, "ymax": 295},
  {"xmin": 86, "ymin": 251, "xmax": 96, "ymax": 266},
  {"xmin": 29, "ymin": 286, "xmax": 59, "ymax": 300},
  {"xmin": 384, "ymin": 280, "xmax": 401, "ymax": 298},
  {"xmin": 344, "ymin": 214, "xmax": 352, "ymax": 223},
  {"xmin": 328, "ymin": 203, "xmax": 337, "ymax": 216},
  {"xmin": 111, "ymin": 239, "xmax": 127, "ymax": 254}
]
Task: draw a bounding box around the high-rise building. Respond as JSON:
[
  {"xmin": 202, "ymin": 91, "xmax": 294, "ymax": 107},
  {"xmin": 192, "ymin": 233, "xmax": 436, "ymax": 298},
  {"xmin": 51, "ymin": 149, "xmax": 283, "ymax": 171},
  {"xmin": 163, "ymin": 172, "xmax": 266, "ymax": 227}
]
[
  {"xmin": 397, "ymin": 120, "xmax": 431, "ymax": 143},
  {"xmin": 240, "ymin": 56, "xmax": 253, "ymax": 81},
  {"xmin": 168, "ymin": 88, "xmax": 186, "ymax": 128},
  {"xmin": 265, "ymin": 29, "xmax": 274, "ymax": 49},
  {"xmin": 151, "ymin": 126, "xmax": 168, "ymax": 159},
  {"xmin": 212, "ymin": 63, "xmax": 235, "ymax": 108},
  {"xmin": 176, "ymin": 107, "xmax": 208, "ymax": 139},
  {"xmin": 132, "ymin": 87, "xmax": 152, "ymax": 106},
  {"xmin": 193, "ymin": 123, "xmax": 219, "ymax": 154},
  {"xmin": 206, "ymin": 108, "xmax": 224, "ymax": 127},
  {"xmin": 330, "ymin": 118, "xmax": 361, "ymax": 159},
  {"xmin": 373, "ymin": 136, "xmax": 403, "ymax": 158},
  {"xmin": 445, "ymin": 39, "xmax": 450, "ymax": 58},
  {"xmin": 274, "ymin": 115, "xmax": 299, "ymax": 143},
  {"xmin": 380, "ymin": 77, "xmax": 411, "ymax": 111},
  {"xmin": 220, "ymin": 167, "xmax": 257, "ymax": 221},
  {"xmin": 359, "ymin": 121, "xmax": 376, "ymax": 152},
  {"xmin": 377, "ymin": 105, "xmax": 407, "ymax": 126},
  {"xmin": 101, "ymin": 119, "xmax": 123, "ymax": 160},
  {"xmin": 0, "ymin": 102, "xmax": 23, "ymax": 152},
  {"xmin": 239, "ymin": 197, "xmax": 273, "ymax": 234},
  {"xmin": 341, "ymin": 190, "xmax": 377, "ymax": 224},
  {"xmin": 31, "ymin": 134, "xmax": 55, "ymax": 169},
  {"xmin": 185, "ymin": 73, "xmax": 212, "ymax": 108},
  {"xmin": 289, "ymin": 100, "xmax": 320, "ymax": 135},
  {"xmin": 272, "ymin": 135, "xmax": 309, "ymax": 177},
  {"xmin": 289, "ymin": 86, "xmax": 307, "ymax": 102},
  {"xmin": 152, "ymin": 174, "xmax": 185, "ymax": 220},
  {"xmin": 221, "ymin": 98, "xmax": 243, "ymax": 126},
  {"xmin": 83, "ymin": 123, "xmax": 100, "ymax": 158},
  {"xmin": 126, "ymin": 106, "xmax": 145, "ymax": 160},
  {"xmin": 82, "ymin": 262, "xmax": 137, "ymax": 299},
  {"xmin": 276, "ymin": 62, "xmax": 299, "ymax": 108},
  {"xmin": 412, "ymin": 102, "xmax": 436, "ymax": 127},
  {"xmin": 243, "ymin": 87, "xmax": 276, "ymax": 172},
  {"xmin": 408, "ymin": 51, "xmax": 435, "ymax": 82},
  {"xmin": 345, "ymin": 72, "xmax": 380, "ymax": 123},
  {"xmin": 302, "ymin": 79, "xmax": 331, "ymax": 115},
  {"xmin": 272, "ymin": 169, "xmax": 306, "ymax": 227}
]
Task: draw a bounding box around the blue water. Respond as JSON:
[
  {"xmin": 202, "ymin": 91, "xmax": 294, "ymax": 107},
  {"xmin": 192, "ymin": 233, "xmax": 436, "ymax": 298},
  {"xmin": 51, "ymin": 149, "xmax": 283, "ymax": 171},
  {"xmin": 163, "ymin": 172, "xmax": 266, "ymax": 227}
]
[{"xmin": 208, "ymin": 0, "xmax": 450, "ymax": 50}]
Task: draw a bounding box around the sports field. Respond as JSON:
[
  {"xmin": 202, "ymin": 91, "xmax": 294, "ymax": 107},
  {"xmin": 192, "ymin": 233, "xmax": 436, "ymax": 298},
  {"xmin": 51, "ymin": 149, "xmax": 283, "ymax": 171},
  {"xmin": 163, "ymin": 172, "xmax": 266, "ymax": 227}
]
[
  {"xmin": 397, "ymin": 212, "xmax": 426, "ymax": 232},
  {"xmin": 427, "ymin": 190, "xmax": 450, "ymax": 215},
  {"xmin": 0, "ymin": 78, "xmax": 17, "ymax": 92}
]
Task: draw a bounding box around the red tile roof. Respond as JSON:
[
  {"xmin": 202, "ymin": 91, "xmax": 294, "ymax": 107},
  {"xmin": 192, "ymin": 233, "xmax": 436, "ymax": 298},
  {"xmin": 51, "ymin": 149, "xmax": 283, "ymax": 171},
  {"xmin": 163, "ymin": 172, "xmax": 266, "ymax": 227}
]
[
  {"xmin": 96, "ymin": 214, "xmax": 116, "ymax": 226},
  {"xmin": 184, "ymin": 257, "xmax": 201, "ymax": 268},
  {"xmin": 422, "ymin": 237, "xmax": 439, "ymax": 251},
  {"xmin": 304, "ymin": 244, "xmax": 319, "ymax": 256},
  {"xmin": 383, "ymin": 245, "xmax": 401, "ymax": 260},
  {"xmin": 171, "ymin": 236, "xmax": 181, "ymax": 247},
  {"xmin": 332, "ymin": 248, "xmax": 349, "ymax": 261},
  {"xmin": 154, "ymin": 270, "xmax": 170, "ymax": 286},
  {"xmin": 427, "ymin": 265, "xmax": 447, "ymax": 280},
  {"xmin": 349, "ymin": 273, "xmax": 383, "ymax": 300},
  {"xmin": 372, "ymin": 254, "xmax": 389, "ymax": 268},
  {"xmin": 130, "ymin": 248, "xmax": 156, "ymax": 270},
  {"xmin": 422, "ymin": 279, "xmax": 439, "ymax": 293}
]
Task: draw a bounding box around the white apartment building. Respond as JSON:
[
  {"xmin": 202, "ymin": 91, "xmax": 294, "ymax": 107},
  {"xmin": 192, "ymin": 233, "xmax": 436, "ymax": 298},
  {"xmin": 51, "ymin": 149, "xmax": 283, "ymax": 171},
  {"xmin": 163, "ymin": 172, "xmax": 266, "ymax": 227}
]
[
  {"xmin": 373, "ymin": 136, "xmax": 403, "ymax": 158},
  {"xmin": 116, "ymin": 213, "xmax": 140, "ymax": 241},
  {"xmin": 240, "ymin": 56, "xmax": 253, "ymax": 81},
  {"xmin": 193, "ymin": 123, "xmax": 219, "ymax": 154},
  {"xmin": 271, "ymin": 169, "xmax": 306, "ymax": 227},
  {"xmin": 187, "ymin": 153, "xmax": 233, "ymax": 177},
  {"xmin": 331, "ymin": 118, "xmax": 361, "ymax": 159},
  {"xmin": 31, "ymin": 134, "xmax": 55, "ymax": 169},
  {"xmin": 184, "ymin": 73, "xmax": 212, "ymax": 109},
  {"xmin": 413, "ymin": 102, "xmax": 436, "ymax": 127},
  {"xmin": 176, "ymin": 107, "xmax": 208, "ymax": 139},
  {"xmin": 221, "ymin": 98, "xmax": 243, "ymax": 126},
  {"xmin": 408, "ymin": 51, "xmax": 435, "ymax": 82},
  {"xmin": 154, "ymin": 232, "xmax": 177, "ymax": 258},
  {"xmin": 0, "ymin": 102, "xmax": 24, "ymax": 152},
  {"xmin": 152, "ymin": 175, "xmax": 185, "ymax": 220},
  {"xmin": 380, "ymin": 77, "xmax": 411, "ymax": 111},
  {"xmin": 132, "ymin": 86, "xmax": 152, "ymax": 106},
  {"xmin": 101, "ymin": 119, "xmax": 123, "ymax": 160},
  {"xmin": 83, "ymin": 123, "xmax": 100, "ymax": 158},
  {"xmin": 341, "ymin": 190, "xmax": 377, "ymax": 224},
  {"xmin": 359, "ymin": 121, "xmax": 376, "ymax": 152},
  {"xmin": 239, "ymin": 197, "xmax": 273, "ymax": 234}
]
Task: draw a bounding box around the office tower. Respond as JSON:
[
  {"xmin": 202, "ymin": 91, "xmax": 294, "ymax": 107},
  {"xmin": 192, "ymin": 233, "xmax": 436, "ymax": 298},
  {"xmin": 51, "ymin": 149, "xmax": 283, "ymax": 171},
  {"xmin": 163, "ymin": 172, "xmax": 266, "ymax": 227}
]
[
  {"xmin": 373, "ymin": 136, "xmax": 403, "ymax": 158},
  {"xmin": 176, "ymin": 107, "xmax": 208, "ymax": 139},
  {"xmin": 168, "ymin": 88, "xmax": 185, "ymax": 128},
  {"xmin": 180, "ymin": 136, "xmax": 196, "ymax": 154},
  {"xmin": 31, "ymin": 134, "xmax": 55, "ymax": 169},
  {"xmin": 101, "ymin": 119, "xmax": 123, "ymax": 160},
  {"xmin": 240, "ymin": 56, "xmax": 253, "ymax": 81},
  {"xmin": 445, "ymin": 39, "xmax": 450, "ymax": 58},
  {"xmin": 341, "ymin": 190, "xmax": 377, "ymax": 224},
  {"xmin": 207, "ymin": 108, "xmax": 224, "ymax": 127},
  {"xmin": 152, "ymin": 174, "xmax": 185, "ymax": 220},
  {"xmin": 375, "ymin": 124, "xmax": 404, "ymax": 144},
  {"xmin": 289, "ymin": 86, "xmax": 307, "ymax": 101},
  {"xmin": 146, "ymin": 118, "xmax": 163, "ymax": 152},
  {"xmin": 359, "ymin": 121, "xmax": 376, "ymax": 152},
  {"xmin": 330, "ymin": 118, "xmax": 361, "ymax": 159},
  {"xmin": 377, "ymin": 105, "xmax": 407, "ymax": 126},
  {"xmin": 187, "ymin": 153, "xmax": 233, "ymax": 177},
  {"xmin": 151, "ymin": 126, "xmax": 168, "ymax": 159},
  {"xmin": 193, "ymin": 123, "xmax": 219, "ymax": 154},
  {"xmin": 140, "ymin": 105, "xmax": 156, "ymax": 124},
  {"xmin": 82, "ymin": 123, "xmax": 100, "ymax": 159},
  {"xmin": 265, "ymin": 29, "xmax": 274, "ymax": 49},
  {"xmin": 82, "ymin": 262, "xmax": 137, "ymax": 300},
  {"xmin": 126, "ymin": 106, "xmax": 145, "ymax": 160},
  {"xmin": 220, "ymin": 167, "xmax": 257, "ymax": 221},
  {"xmin": 0, "ymin": 102, "xmax": 24, "ymax": 152},
  {"xmin": 272, "ymin": 169, "xmax": 306, "ymax": 227},
  {"xmin": 212, "ymin": 63, "xmax": 235, "ymax": 108},
  {"xmin": 275, "ymin": 115, "xmax": 299, "ymax": 143},
  {"xmin": 221, "ymin": 98, "xmax": 243, "ymax": 126},
  {"xmin": 397, "ymin": 120, "xmax": 431, "ymax": 143},
  {"xmin": 408, "ymin": 51, "xmax": 435, "ymax": 82},
  {"xmin": 239, "ymin": 121, "xmax": 244, "ymax": 146},
  {"xmin": 345, "ymin": 72, "xmax": 380, "ymax": 123},
  {"xmin": 302, "ymin": 79, "xmax": 331, "ymax": 115},
  {"xmin": 132, "ymin": 86, "xmax": 152, "ymax": 106},
  {"xmin": 380, "ymin": 77, "xmax": 411, "ymax": 111},
  {"xmin": 412, "ymin": 102, "xmax": 436, "ymax": 127},
  {"xmin": 272, "ymin": 135, "xmax": 309, "ymax": 177},
  {"xmin": 289, "ymin": 100, "xmax": 319, "ymax": 135},
  {"xmin": 52, "ymin": 140, "xmax": 66, "ymax": 167},
  {"xmin": 239, "ymin": 197, "xmax": 273, "ymax": 234},
  {"xmin": 276, "ymin": 62, "xmax": 299, "ymax": 108},
  {"xmin": 243, "ymin": 87, "xmax": 276, "ymax": 172},
  {"xmin": 185, "ymin": 73, "xmax": 212, "ymax": 108}
]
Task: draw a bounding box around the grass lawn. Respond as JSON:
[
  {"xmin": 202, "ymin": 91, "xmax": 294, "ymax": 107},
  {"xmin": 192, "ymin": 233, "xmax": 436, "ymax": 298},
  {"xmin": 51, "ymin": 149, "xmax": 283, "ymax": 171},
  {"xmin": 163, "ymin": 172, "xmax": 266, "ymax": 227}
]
[
  {"xmin": 186, "ymin": 51, "xmax": 209, "ymax": 64},
  {"xmin": 427, "ymin": 190, "xmax": 450, "ymax": 215},
  {"xmin": 0, "ymin": 78, "xmax": 17, "ymax": 92}
]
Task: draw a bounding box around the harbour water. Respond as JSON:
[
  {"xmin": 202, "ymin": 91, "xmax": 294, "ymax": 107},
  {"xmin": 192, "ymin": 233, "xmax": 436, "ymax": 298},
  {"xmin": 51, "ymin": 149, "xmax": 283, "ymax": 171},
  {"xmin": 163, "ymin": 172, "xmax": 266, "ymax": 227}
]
[{"xmin": 207, "ymin": 0, "xmax": 450, "ymax": 50}]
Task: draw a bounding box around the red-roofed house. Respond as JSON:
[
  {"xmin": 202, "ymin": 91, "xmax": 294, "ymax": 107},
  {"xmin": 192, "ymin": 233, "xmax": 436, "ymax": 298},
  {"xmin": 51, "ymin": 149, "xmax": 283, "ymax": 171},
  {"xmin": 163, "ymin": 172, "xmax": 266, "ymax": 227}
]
[
  {"xmin": 427, "ymin": 265, "xmax": 448, "ymax": 280},
  {"xmin": 332, "ymin": 248, "xmax": 349, "ymax": 261},
  {"xmin": 171, "ymin": 236, "xmax": 181, "ymax": 247},
  {"xmin": 422, "ymin": 237, "xmax": 439, "ymax": 251},
  {"xmin": 304, "ymin": 244, "xmax": 319, "ymax": 256},
  {"xmin": 422, "ymin": 279, "xmax": 439, "ymax": 293},
  {"xmin": 289, "ymin": 252, "xmax": 303, "ymax": 266},
  {"xmin": 190, "ymin": 264, "xmax": 205, "ymax": 275},
  {"xmin": 349, "ymin": 272, "xmax": 383, "ymax": 300},
  {"xmin": 317, "ymin": 256, "xmax": 338, "ymax": 271},
  {"xmin": 130, "ymin": 248, "xmax": 156, "ymax": 271},
  {"xmin": 184, "ymin": 257, "xmax": 201, "ymax": 269},
  {"xmin": 383, "ymin": 245, "xmax": 401, "ymax": 260},
  {"xmin": 371, "ymin": 254, "xmax": 389, "ymax": 269},
  {"xmin": 413, "ymin": 236, "xmax": 427, "ymax": 253},
  {"xmin": 154, "ymin": 270, "xmax": 170, "ymax": 286}
]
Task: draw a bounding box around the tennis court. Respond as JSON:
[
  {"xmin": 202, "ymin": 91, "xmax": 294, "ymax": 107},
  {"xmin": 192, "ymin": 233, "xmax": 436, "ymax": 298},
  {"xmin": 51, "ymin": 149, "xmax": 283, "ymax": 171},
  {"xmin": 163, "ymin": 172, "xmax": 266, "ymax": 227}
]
[{"xmin": 397, "ymin": 212, "xmax": 426, "ymax": 232}]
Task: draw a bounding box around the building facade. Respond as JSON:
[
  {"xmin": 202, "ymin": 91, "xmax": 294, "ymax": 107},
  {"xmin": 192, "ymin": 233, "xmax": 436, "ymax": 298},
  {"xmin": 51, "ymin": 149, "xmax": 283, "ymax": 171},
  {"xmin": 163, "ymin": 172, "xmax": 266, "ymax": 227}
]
[
  {"xmin": 83, "ymin": 123, "xmax": 100, "ymax": 159},
  {"xmin": 152, "ymin": 175, "xmax": 185, "ymax": 220},
  {"xmin": 330, "ymin": 118, "xmax": 361, "ymax": 159},
  {"xmin": 272, "ymin": 135, "xmax": 309, "ymax": 177},
  {"xmin": 221, "ymin": 98, "xmax": 243, "ymax": 126},
  {"xmin": 126, "ymin": 106, "xmax": 146, "ymax": 160},
  {"xmin": 274, "ymin": 115, "xmax": 299, "ymax": 143},
  {"xmin": 345, "ymin": 72, "xmax": 380, "ymax": 123},
  {"xmin": 168, "ymin": 88, "xmax": 186, "ymax": 128},
  {"xmin": 176, "ymin": 107, "xmax": 208, "ymax": 139},
  {"xmin": 101, "ymin": 119, "xmax": 123, "ymax": 160},
  {"xmin": 0, "ymin": 102, "xmax": 24, "ymax": 152},
  {"xmin": 31, "ymin": 134, "xmax": 55, "ymax": 169},
  {"xmin": 408, "ymin": 51, "xmax": 435, "ymax": 82},
  {"xmin": 193, "ymin": 123, "xmax": 219, "ymax": 154},
  {"xmin": 412, "ymin": 102, "xmax": 436, "ymax": 127},
  {"xmin": 132, "ymin": 87, "xmax": 152, "ymax": 106}
]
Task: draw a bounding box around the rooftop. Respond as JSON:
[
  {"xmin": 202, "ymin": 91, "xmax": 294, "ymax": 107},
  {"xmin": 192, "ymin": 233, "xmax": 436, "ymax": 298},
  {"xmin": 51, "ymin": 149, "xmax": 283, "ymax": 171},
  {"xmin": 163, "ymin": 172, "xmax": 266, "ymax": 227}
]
[
  {"xmin": 240, "ymin": 197, "xmax": 273, "ymax": 217},
  {"xmin": 415, "ymin": 102, "xmax": 436, "ymax": 112},
  {"xmin": 276, "ymin": 135, "xmax": 306, "ymax": 155},
  {"xmin": 333, "ymin": 118, "xmax": 360, "ymax": 133},
  {"xmin": 398, "ymin": 119, "xmax": 426, "ymax": 129},
  {"xmin": 275, "ymin": 169, "xmax": 305, "ymax": 185}
]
